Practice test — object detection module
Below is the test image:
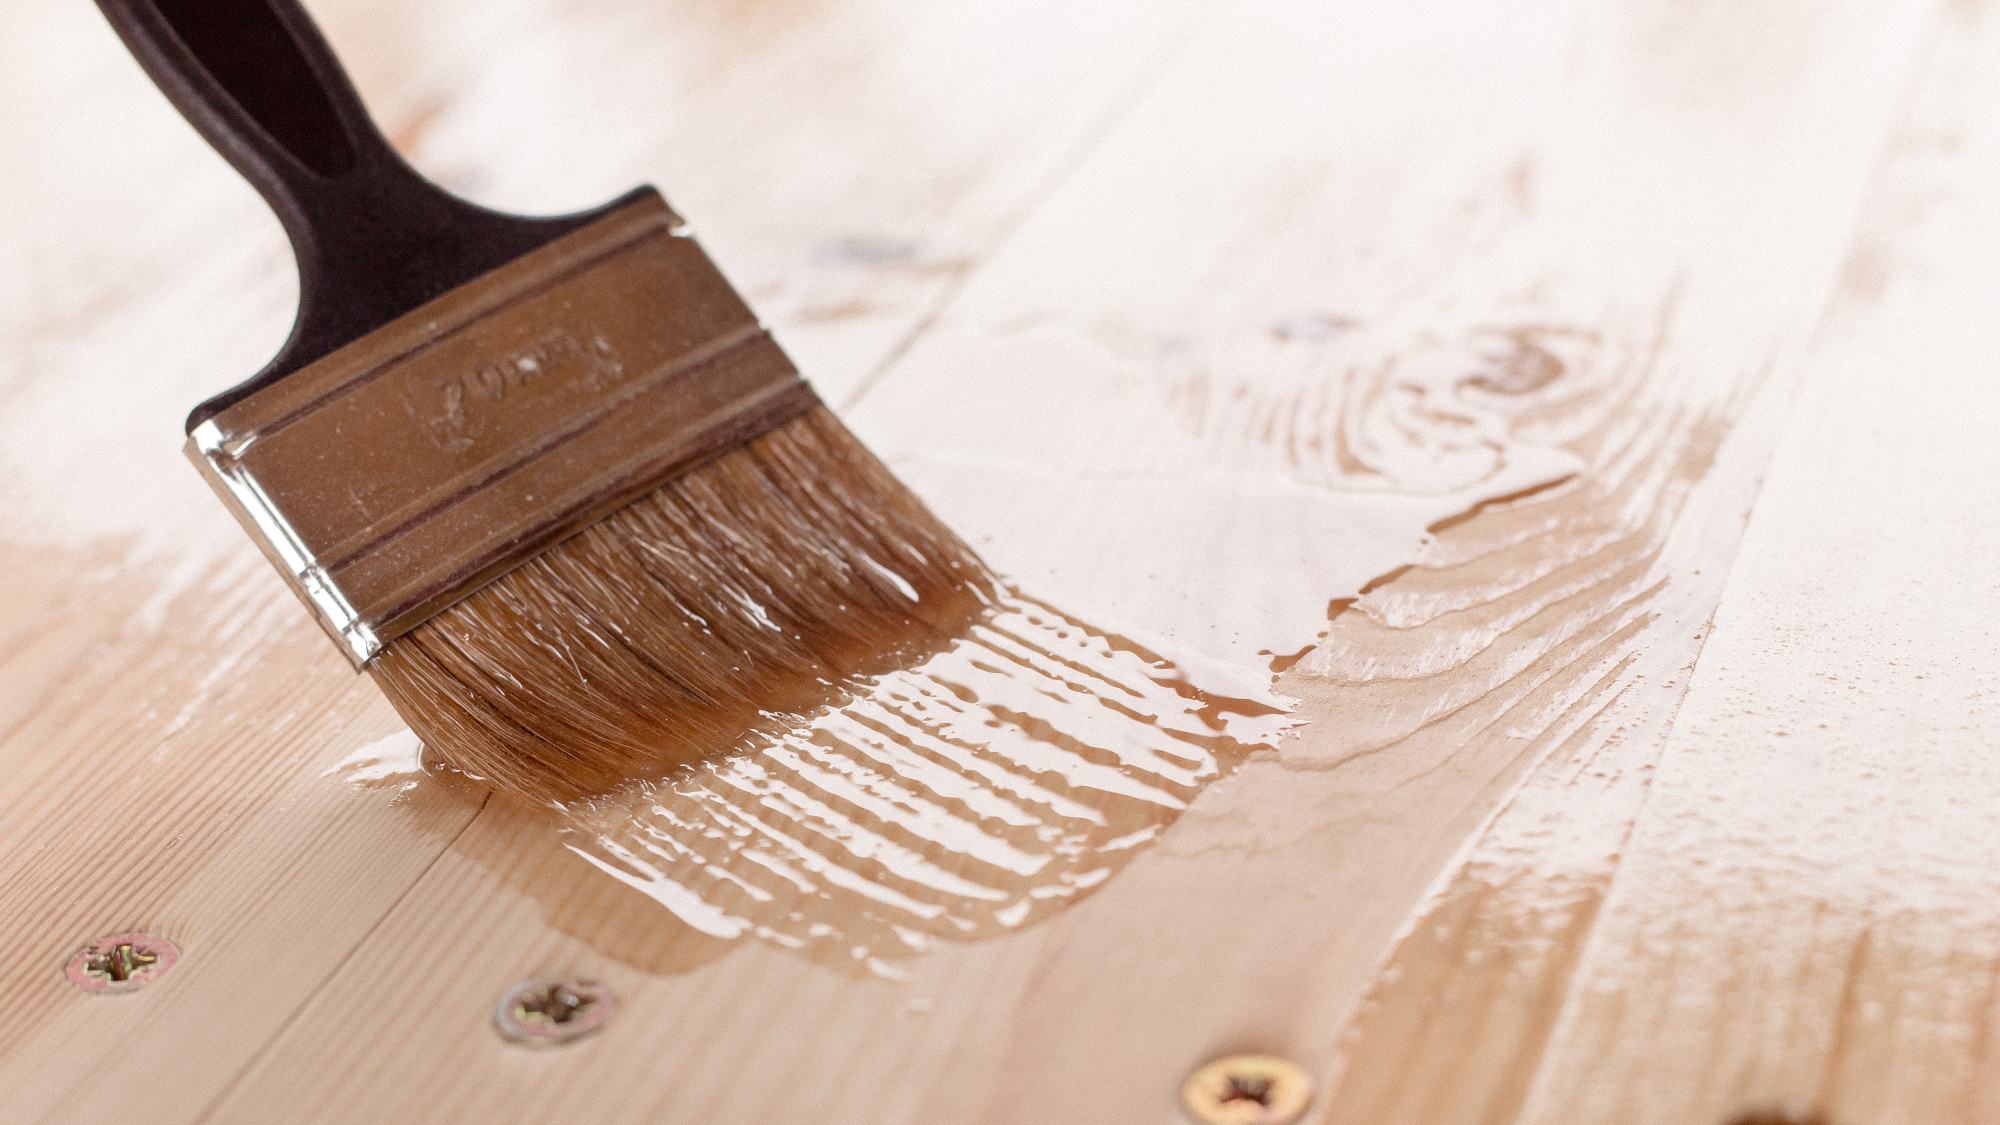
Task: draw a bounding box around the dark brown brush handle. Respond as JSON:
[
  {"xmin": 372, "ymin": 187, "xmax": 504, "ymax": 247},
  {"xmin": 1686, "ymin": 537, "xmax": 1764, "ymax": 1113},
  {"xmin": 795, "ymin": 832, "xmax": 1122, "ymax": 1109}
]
[{"xmin": 95, "ymin": 0, "xmax": 648, "ymax": 429}]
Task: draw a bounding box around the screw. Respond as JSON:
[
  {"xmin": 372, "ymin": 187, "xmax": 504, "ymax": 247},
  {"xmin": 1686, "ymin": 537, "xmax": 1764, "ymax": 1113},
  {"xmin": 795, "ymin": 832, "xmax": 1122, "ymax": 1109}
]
[
  {"xmin": 64, "ymin": 932, "xmax": 180, "ymax": 994},
  {"xmin": 1182, "ymin": 1054, "xmax": 1314, "ymax": 1125},
  {"xmin": 493, "ymin": 977, "xmax": 615, "ymax": 1046}
]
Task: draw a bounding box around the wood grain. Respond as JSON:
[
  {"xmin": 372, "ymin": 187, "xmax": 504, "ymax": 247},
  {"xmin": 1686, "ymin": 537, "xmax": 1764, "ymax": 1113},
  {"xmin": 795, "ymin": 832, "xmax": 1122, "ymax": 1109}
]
[
  {"xmin": 1311, "ymin": 4, "xmax": 2000, "ymax": 1122},
  {"xmin": 0, "ymin": 0, "xmax": 1209, "ymax": 1118},
  {"xmin": 1518, "ymin": 5, "xmax": 2000, "ymax": 1120},
  {"xmin": 0, "ymin": 0, "xmax": 1989, "ymax": 1122}
]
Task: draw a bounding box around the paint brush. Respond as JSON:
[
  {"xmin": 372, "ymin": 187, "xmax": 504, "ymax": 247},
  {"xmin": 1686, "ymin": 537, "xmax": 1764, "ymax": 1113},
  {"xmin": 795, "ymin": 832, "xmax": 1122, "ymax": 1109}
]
[{"xmin": 100, "ymin": 0, "xmax": 997, "ymax": 801}]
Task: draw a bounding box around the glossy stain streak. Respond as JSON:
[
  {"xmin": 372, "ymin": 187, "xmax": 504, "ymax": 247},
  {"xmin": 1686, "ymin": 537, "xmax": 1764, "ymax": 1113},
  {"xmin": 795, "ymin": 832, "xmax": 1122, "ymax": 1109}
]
[
  {"xmin": 327, "ymin": 298, "xmax": 1639, "ymax": 970},
  {"xmin": 539, "ymin": 312, "xmax": 1607, "ymax": 971},
  {"xmin": 558, "ymin": 590, "xmax": 1294, "ymax": 974}
]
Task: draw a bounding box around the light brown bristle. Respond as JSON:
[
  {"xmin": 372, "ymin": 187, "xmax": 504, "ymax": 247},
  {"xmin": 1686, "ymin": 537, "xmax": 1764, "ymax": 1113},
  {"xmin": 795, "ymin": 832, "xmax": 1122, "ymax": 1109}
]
[{"xmin": 368, "ymin": 407, "xmax": 999, "ymax": 803}]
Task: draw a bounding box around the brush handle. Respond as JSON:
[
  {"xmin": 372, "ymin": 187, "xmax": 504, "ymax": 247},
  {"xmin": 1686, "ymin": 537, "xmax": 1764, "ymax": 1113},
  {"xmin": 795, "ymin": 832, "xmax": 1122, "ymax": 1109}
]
[{"xmin": 96, "ymin": 0, "xmax": 643, "ymax": 428}]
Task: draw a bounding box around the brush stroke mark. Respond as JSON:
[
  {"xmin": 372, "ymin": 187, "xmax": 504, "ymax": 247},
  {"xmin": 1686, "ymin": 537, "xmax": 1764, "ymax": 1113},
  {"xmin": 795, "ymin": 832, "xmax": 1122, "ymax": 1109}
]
[
  {"xmin": 559, "ymin": 589, "xmax": 1293, "ymax": 975},
  {"xmin": 1255, "ymin": 302, "xmax": 1781, "ymax": 1121},
  {"xmin": 546, "ymin": 299, "xmax": 1658, "ymax": 971}
]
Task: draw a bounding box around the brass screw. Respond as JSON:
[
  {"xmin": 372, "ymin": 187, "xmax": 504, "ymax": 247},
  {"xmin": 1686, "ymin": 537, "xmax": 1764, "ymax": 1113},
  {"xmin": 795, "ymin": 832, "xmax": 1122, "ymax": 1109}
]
[
  {"xmin": 1182, "ymin": 1054, "xmax": 1314, "ymax": 1125},
  {"xmin": 493, "ymin": 977, "xmax": 615, "ymax": 1046},
  {"xmin": 64, "ymin": 932, "xmax": 180, "ymax": 994}
]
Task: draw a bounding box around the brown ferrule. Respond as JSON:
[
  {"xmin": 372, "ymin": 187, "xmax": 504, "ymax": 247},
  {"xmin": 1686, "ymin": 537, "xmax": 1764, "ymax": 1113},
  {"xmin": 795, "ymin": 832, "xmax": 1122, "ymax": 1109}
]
[{"xmin": 187, "ymin": 194, "xmax": 817, "ymax": 666}]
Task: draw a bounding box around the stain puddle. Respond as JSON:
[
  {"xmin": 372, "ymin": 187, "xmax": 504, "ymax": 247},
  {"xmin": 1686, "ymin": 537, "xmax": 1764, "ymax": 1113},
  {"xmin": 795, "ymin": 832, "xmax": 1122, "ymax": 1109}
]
[{"xmin": 557, "ymin": 590, "xmax": 1293, "ymax": 974}]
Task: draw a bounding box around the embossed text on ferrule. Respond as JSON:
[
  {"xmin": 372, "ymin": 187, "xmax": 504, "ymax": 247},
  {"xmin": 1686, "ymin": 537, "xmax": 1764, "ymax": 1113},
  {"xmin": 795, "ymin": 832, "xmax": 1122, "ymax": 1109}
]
[
  {"xmin": 415, "ymin": 326, "xmax": 627, "ymax": 456},
  {"xmin": 184, "ymin": 193, "xmax": 816, "ymax": 666}
]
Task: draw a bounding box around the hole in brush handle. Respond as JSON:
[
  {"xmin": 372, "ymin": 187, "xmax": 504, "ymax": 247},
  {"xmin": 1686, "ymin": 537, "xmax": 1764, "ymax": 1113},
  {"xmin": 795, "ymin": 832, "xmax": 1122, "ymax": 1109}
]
[
  {"xmin": 153, "ymin": 0, "xmax": 360, "ymax": 178},
  {"xmin": 99, "ymin": 0, "xmax": 392, "ymax": 204},
  {"xmin": 97, "ymin": 0, "xmax": 657, "ymax": 431}
]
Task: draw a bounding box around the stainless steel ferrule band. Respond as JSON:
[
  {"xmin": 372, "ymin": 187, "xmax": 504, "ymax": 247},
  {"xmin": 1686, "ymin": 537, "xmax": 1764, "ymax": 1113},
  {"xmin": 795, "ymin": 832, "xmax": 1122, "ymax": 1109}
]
[{"xmin": 186, "ymin": 194, "xmax": 817, "ymax": 667}]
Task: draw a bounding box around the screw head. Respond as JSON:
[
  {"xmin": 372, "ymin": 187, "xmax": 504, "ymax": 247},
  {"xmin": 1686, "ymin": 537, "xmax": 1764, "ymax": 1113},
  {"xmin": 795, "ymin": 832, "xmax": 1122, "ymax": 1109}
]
[
  {"xmin": 64, "ymin": 932, "xmax": 180, "ymax": 994},
  {"xmin": 1182, "ymin": 1054, "xmax": 1314, "ymax": 1125},
  {"xmin": 493, "ymin": 977, "xmax": 615, "ymax": 1046}
]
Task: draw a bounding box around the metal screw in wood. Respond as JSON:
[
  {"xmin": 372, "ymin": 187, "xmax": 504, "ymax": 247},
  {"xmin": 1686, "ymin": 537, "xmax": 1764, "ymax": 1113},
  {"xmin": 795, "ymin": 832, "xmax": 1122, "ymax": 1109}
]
[
  {"xmin": 493, "ymin": 977, "xmax": 616, "ymax": 1046},
  {"xmin": 64, "ymin": 932, "xmax": 180, "ymax": 994},
  {"xmin": 1181, "ymin": 1054, "xmax": 1314, "ymax": 1125}
]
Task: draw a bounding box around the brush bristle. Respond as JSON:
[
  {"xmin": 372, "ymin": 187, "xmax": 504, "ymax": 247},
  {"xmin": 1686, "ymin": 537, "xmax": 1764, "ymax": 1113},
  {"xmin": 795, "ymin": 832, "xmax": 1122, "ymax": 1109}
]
[{"xmin": 368, "ymin": 407, "xmax": 998, "ymax": 803}]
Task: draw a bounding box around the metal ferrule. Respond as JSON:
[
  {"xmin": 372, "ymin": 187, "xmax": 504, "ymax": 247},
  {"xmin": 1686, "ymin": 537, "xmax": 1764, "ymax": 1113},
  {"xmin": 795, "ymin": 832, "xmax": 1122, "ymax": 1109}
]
[{"xmin": 187, "ymin": 195, "xmax": 817, "ymax": 667}]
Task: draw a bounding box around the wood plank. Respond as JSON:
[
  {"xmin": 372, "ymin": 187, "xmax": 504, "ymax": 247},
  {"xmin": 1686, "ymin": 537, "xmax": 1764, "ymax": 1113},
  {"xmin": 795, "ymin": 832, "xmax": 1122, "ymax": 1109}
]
[
  {"xmin": 1316, "ymin": 4, "xmax": 2000, "ymax": 1123},
  {"xmin": 192, "ymin": 0, "xmax": 1933, "ymax": 1121},
  {"xmin": 0, "ymin": 0, "xmax": 1205, "ymax": 1120},
  {"xmin": 1509, "ymin": 4, "xmax": 2000, "ymax": 1120}
]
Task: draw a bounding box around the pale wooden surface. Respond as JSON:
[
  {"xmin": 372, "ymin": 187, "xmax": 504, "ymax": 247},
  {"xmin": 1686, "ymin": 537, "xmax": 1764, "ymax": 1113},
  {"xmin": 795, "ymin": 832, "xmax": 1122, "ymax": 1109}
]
[{"xmin": 0, "ymin": 0, "xmax": 1992, "ymax": 1122}]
